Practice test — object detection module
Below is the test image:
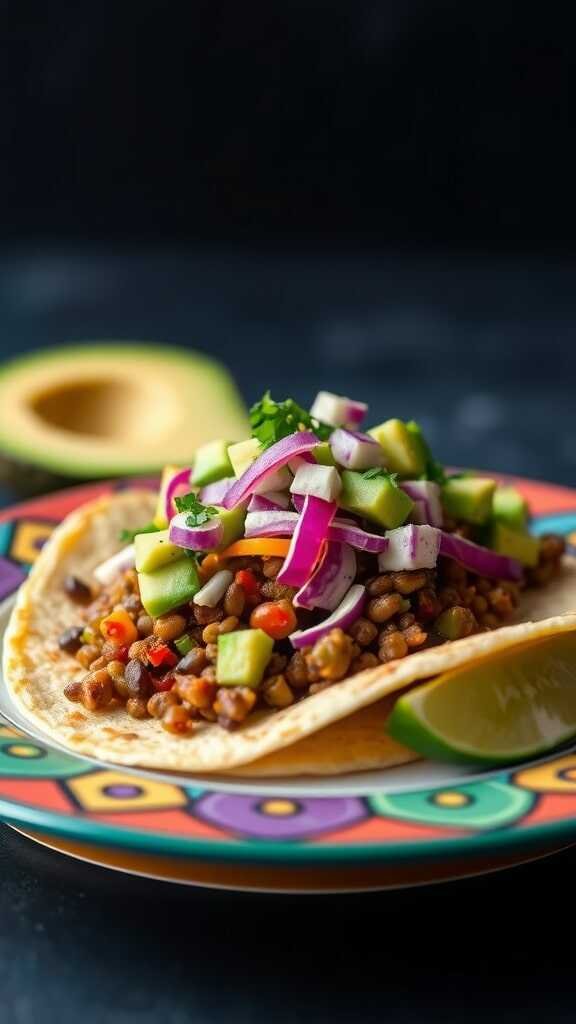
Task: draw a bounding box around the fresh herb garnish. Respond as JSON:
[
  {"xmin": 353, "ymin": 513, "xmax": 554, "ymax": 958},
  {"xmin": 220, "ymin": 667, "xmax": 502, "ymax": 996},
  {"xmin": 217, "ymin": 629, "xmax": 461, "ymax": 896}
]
[
  {"xmin": 250, "ymin": 391, "xmax": 333, "ymax": 449},
  {"xmin": 119, "ymin": 522, "xmax": 160, "ymax": 543},
  {"xmin": 361, "ymin": 467, "xmax": 399, "ymax": 483},
  {"xmin": 174, "ymin": 492, "xmax": 219, "ymax": 527}
]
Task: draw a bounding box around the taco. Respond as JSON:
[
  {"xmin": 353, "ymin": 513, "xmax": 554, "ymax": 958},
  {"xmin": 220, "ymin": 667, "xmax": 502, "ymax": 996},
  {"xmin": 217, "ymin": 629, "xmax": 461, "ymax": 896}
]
[{"xmin": 4, "ymin": 391, "xmax": 576, "ymax": 774}]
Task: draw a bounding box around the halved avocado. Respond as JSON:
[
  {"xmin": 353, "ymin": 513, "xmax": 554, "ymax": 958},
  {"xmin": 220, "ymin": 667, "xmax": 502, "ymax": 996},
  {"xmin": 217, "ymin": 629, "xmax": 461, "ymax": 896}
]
[{"xmin": 0, "ymin": 344, "xmax": 248, "ymax": 496}]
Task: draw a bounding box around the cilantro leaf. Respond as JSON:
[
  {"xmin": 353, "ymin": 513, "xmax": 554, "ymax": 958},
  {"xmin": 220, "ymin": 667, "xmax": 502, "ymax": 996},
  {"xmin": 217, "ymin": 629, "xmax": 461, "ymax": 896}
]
[
  {"xmin": 361, "ymin": 467, "xmax": 399, "ymax": 483},
  {"xmin": 174, "ymin": 492, "xmax": 219, "ymax": 527},
  {"xmin": 119, "ymin": 522, "xmax": 160, "ymax": 543},
  {"xmin": 249, "ymin": 391, "xmax": 332, "ymax": 449}
]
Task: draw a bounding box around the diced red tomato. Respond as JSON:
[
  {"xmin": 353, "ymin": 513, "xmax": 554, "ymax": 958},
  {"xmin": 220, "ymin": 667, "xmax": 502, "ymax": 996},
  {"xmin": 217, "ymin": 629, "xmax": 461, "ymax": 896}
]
[
  {"xmin": 99, "ymin": 609, "xmax": 138, "ymax": 647},
  {"xmin": 249, "ymin": 599, "xmax": 297, "ymax": 640},
  {"xmin": 148, "ymin": 644, "xmax": 179, "ymax": 668},
  {"xmin": 235, "ymin": 569, "xmax": 260, "ymax": 597}
]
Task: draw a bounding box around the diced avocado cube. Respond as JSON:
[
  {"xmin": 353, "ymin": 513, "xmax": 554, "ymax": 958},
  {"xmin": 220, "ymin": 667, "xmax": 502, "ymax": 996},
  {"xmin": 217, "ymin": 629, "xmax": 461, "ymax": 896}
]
[
  {"xmin": 442, "ymin": 476, "xmax": 496, "ymax": 525},
  {"xmin": 138, "ymin": 557, "xmax": 201, "ymax": 617},
  {"xmin": 217, "ymin": 629, "xmax": 274, "ymax": 688},
  {"xmin": 154, "ymin": 464, "xmax": 184, "ymax": 528},
  {"xmin": 134, "ymin": 528, "xmax": 183, "ymax": 573},
  {"xmin": 491, "ymin": 523, "xmax": 540, "ymax": 568},
  {"xmin": 340, "ymin": 471, "xmax": 414, "ymax": 529},
  {"xmin": 174, "ymin": 633, "xmax": 196, "ymax": 657},
  {"xmin": 228, "ymin": 438, "xmax": 262, "ymax": 478},
  {"xmin": 492, "ymin": 486, "xmax": 528, "ymax": 533},
  {"xmin": 191, "ymin": 439, "xmax": 233, "ymax": 487},
  {"xmin": 368, "ymin": 419, "xmax": 427, "ymax": 477},
  {"xmin": 406, "ymin": 420, "xmax": 433, "ymax": 465},
  {"xmin": 314, "ymin": 442, "xmax": 337, "ymax": 467},
  {"xmin": 214, "ymin": 505, "xmax": 247, "ymax": 549}
]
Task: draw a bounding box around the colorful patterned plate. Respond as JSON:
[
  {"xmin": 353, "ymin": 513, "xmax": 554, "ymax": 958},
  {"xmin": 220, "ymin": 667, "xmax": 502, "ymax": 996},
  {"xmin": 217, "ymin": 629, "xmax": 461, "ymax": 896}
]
[{"xmin": 2, "ymin": 477, "xmax": 576, "ymax": 892}]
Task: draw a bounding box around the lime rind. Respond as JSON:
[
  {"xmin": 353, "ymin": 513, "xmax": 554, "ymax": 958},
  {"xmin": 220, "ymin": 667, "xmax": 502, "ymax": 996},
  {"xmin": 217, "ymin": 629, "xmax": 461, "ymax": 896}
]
[{"xmin": 387, "ymin": 632, "xmax": 576, "ymax": 766}]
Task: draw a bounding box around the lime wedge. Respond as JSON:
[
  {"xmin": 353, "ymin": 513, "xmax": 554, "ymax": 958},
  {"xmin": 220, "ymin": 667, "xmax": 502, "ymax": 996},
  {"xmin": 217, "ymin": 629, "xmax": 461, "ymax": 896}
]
[{"xmin": 387, "ymin": 631, "xmax": 576, "ymax": 765}]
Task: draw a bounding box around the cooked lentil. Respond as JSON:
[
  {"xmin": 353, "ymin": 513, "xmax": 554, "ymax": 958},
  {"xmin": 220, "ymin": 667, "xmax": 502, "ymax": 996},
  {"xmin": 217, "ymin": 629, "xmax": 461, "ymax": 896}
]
[
  {"xmin": 367, "ymin": 593, "xmax": 407, "ymax": 623},
  {"xmin": 58, "ymin": 526, "xmax": 565, "ymax": 730},
  {"xmin": 262, "ymin": 674, "xmax": 294, "ymax": 707},
  {"xmin": 176, "ymin": 647, "xmax": 207, "ymax": 675},
  {"xmin": 126, "ymin": 697, "xmax": 149, "ymax": 719},
  {"xmin": 58, "ymin": 626, "xmax": 84, "ymax": 655},
  {"xmin": 379, "ymin": 631, "xmax": 409, "ymax": 662},
  {"xmin": 153, "ymin": 613, "xmax": 187, "ymax": 642},
  {"xmin": 223, "ymin": 582, "xmax": 245, "ymax": 617},
  {"xmin": 64, "ymin": 575, "xmax": 93, "ymax": 605}
]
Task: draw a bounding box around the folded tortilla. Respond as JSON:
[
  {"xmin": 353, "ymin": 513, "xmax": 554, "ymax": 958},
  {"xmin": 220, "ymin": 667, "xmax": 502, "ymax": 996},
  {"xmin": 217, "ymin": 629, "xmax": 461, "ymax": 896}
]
[{"xmin": 4, "ymin": 490, "xmax": 576, "ymax": 774}]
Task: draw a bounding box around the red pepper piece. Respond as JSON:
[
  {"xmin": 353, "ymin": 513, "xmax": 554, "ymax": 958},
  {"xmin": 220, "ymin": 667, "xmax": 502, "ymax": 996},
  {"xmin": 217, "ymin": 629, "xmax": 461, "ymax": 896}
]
[
  {"xmin": 235, "ymin": 569, "xmax": 260, "ymax": 597},
  {"xmin": 148, "ymin": 643, "xmax": 179, "ymax": 668}
]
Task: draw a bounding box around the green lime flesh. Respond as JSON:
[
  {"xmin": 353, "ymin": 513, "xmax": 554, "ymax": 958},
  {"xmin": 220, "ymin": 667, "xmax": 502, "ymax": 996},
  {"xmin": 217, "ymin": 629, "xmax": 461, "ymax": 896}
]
[{"xmin": 387, "ymin": 631, "xmax": 576, "ymax": 765}]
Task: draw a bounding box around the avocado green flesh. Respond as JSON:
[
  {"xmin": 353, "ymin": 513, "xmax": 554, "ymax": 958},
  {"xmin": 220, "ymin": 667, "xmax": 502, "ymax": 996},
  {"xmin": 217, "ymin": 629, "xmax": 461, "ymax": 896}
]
[
  {"xmin": 340, "ymin": 470, "xmax": 413, "ymax": 529},
  {"xmin": 387, "ymin": 632, "xmax": 576, "ymax": 765},
  {"xmin": 368, "ymin": 419, "xmax": 426, "ymax": 477},
  {"xmin": 192, "ymin": 440, "xmax": 233, "ymax": 487},
  {"xmin": 138, "ymin": 557, "xmax": 201, "ymax": 617},
  {"xmin": 134, "ymin": 529, "xmax": 183, "ymax": 573},
  {"xmin": 441, "ymin": 477, "xmax": 496, "ymax": 525},
  {"xmin": 491, "ymin": 522, "xmax": 540, "ymax": 568},
  {"xmin": 314, "ymin": 442, "xmax": 337, "ymax": 467},
  {"xmin": 492, "ymin": 486, "xmax": 528, "ymax": 532},
  {"xmin": 228, "ymin": 438, "xmax": 262, "ymax": 478},
  {"xmin": 0, "ymin": 343, "xmax": 248, "ymax": 485},
  {"xmin": 214, "ymin": 505, "xmax": 247, "ymax": 549},
  {"xmin": 217, "ymin": 629, "xmax": 274, "ymax": 687}
]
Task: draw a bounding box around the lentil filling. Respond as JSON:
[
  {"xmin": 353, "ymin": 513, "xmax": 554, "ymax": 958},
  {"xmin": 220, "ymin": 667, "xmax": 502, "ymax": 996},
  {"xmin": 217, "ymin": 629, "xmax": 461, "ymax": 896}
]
[{"xmin": 60, "ymin": 531, "xmax": 566, "ymax": 734}]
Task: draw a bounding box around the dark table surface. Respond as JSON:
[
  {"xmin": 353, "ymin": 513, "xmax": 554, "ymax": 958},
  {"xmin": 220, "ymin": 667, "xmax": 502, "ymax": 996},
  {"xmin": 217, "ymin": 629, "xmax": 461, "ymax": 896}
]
[{"xmin": 1, "ymin": 246, "xmax": 576, "ymax": 1022}]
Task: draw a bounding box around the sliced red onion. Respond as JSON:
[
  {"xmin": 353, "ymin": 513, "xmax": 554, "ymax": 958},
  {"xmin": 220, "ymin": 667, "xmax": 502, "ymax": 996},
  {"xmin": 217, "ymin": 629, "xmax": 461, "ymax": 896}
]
[
  {"xmin": 164, "ymin": 468, "xmax": 193, "ymax": 524},
  {"xmin": 245, "ymin": 510, "xmax": 299, "ymax": 537},
  {"xmin": 401, "ymin": 481, "xmax": 443, "ymax": 528},
  {"xmin": 293, "ymin": 491, "xmax": 353, "ymax": 516},
  {"xmin": 329, "ymin": 428, "xmax": 384, "ymax": 470},
  {"xmin": 169, "ymin": 511, "xmax": 224, "ymax": 551},
  {"xmin": 199, "ymin": 477, "xmax": 235, "ymax": 506},
  {"xmin": 378, "ymin": 525, "xmax": 441, "ymax": 571},
  {"xmin": 222, "ymin": 431, "xmax": 318, "ymax": 510},
  {"xmin": 193, "ymin": 569, "xmax": 234, "ymax": 607},
  {"xmin": 253, "ymin": 465, "xmax": 292, "ymax": 494},
  {"xmin": 329, "ymin": 521, "xmax": 389, "ymax": 554},
  {"xmin": 294, "ymin": 542, "xmax": 357, "ymax": 611},
  {"xmin": 290, "ymin": 584, "xmax": 366, "ymax": 649},
  {"xmin": 288, "ymin": 452, "xmax": 316, "ymax": 475},
  {"xmin": 244, "ymin": 510, "xmax": 387, "ymax": 553},
  {"xmin": 439, "ymin": 531, "xmax": 523, "ymax": 581},
  {"xmin": 310, "ymin": 391, "xmax": 368, "ymax": 429},
  {"xmin": 290, "ymin": 463, "xmax": 342, "ymax": 502},
  {"xmin": 291, "ymin": 492, "xmax": 304, "ymax": 513},
  {"xmin": 94, "ymin": 544, "xmax": 135, "ymax": 585},
  {"xmin": 248, "ymin": 490, "xmax": 291, "ymax": 512},
  {"xmin": 276, "ymin": 495, "xmax": 337, "ymax": 587}
]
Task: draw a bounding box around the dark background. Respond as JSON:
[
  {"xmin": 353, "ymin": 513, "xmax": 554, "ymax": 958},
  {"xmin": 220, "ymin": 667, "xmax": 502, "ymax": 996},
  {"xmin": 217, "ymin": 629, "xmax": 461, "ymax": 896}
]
[
  {"xmin": 1, "ymin": 2, "xmax": 576, "ymax": 247},
  {"xmin": 1, "ymin": 4, "xmax": 576, "ymax": 1021}
]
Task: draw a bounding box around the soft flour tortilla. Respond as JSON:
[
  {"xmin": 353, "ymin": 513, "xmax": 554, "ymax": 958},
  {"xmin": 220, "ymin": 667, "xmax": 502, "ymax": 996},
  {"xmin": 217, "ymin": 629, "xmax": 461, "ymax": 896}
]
[{"xmin": 4, "ymin": 490, "xmax": 576, "ymax": 774}]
